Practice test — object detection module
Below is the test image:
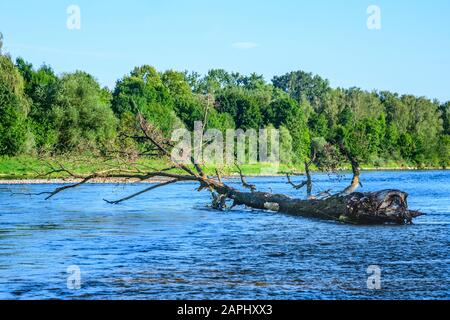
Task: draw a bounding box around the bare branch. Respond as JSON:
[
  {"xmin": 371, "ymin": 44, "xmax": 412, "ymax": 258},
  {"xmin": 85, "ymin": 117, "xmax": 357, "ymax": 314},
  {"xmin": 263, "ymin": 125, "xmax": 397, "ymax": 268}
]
[
  {"xmin": 215, "ymin": 168, "xmax": 223, "ymax": 183},
  {"xmin": 104, "ymin": 179, "xmax": 180, "ymax": 204},
  {"xmin": 41, "ymin": 161, "xmax": 199, "ymax": 200},
  {"xmin": 287, "ymin": 148, "xmax": 316, "ymax": 197},
  {"xmin": 45, "ymin": 176, "xmax": 94, "ymax": 200},
  {"xmin": 336, "ymin": 142, "xmax": 361, "ymax": 195},
  {"xmin": 286, "ymin": 173, "xmax": 308, "ymax": 190},
  {"xmin": 235, "ymin": 163, "xmax": 256, "ymax": 192}
]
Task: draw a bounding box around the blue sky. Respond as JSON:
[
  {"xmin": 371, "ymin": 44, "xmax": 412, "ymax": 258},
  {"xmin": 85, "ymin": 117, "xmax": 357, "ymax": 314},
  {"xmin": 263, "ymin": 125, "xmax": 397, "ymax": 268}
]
[{"xmin": 1, "ymin": 0, "xmax": 449, "ymax": 101}]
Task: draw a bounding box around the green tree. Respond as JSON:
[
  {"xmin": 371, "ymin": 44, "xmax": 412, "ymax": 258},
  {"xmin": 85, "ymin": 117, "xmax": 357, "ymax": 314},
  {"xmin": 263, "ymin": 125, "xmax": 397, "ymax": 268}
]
[
  {"xmin": 215, "ymin": 87, "xmax": 263, "ymax": 130},
  {"xmin": 379, "ymin": 91, "xmax": 410, "ymax": 133},
  {"xmin": 267, "ymin": 89, "xmax": 298, "ymax": 127},
  {"xmin": 240, "ymin": 73, "xmax": 265, "ymax": 90},
  {"xmin": 339, "ymin": 88, "xmax": 384, "ymax": 120},
  {"xmin": 112, "ymin": 65, "xmax": 181, "ymax": 135},
  {"xmin": 437, "ymin": 134, "xmax": 450, "ymax": 168},
  {"xmin": 16, "ymin": 58, "xmax": 60, "ymax": 151},
  {"xmin": 53, "ymin": 71, "xmax": 117, "ymax": 153},
  {"xmin": 206, "ymin": 110, "xmax": 235, "ymax": 133},
  {"xmin": 285, "ymin": 101, "xmax": 311, "ymax": 163},
  {"xmin": 161, "ymin": 70, "xmax": 192, "ymax": 97},
  {"xmin": 0, "ymin": 83, "xmax": 28, "ymax": 155},
  {"xmin": 0, "ymin": 55, "xmax": 30, "ymax": 155},
  {"xmin": 335, "ymin": 106, "xmax": 386, "ymax": 163},
  {"xmin": 401, "ymin": 95, "xmax": 443, "ymax": 165},
  {"xmin": 439, "ymin": 102, "xmax": 449, "ymax": 135},
  {"xmin": 272, "ymin": 71, "xmax": 330, "ymax": 110},
  {"xmin": 279, "ymin": 125, "xmax": 293, "ymax": 164},
  {"xmin": 308, "ymin": 112, "xmax": 329, "ymax": 139}
]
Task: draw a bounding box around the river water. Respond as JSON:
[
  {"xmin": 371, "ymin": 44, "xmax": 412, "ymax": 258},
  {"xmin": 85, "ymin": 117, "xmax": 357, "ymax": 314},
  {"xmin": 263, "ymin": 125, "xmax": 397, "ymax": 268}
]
[{"xmin": 0, "ymin": 171, "xmax": 448, "ymax": 300}]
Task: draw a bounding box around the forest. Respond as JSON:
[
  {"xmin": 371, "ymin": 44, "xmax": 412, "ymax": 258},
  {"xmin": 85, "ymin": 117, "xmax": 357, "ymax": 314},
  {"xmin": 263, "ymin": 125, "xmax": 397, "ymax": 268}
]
[{"xmin": 0, "ymin": 52, "xmax": 449, "ymax": 170}]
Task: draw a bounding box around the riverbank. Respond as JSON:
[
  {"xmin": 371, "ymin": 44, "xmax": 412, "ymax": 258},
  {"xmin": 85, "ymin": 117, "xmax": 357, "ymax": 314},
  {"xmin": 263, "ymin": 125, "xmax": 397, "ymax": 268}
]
[
  {"xmin": 0, "ymin": 156, "xmax": 445, "ymax": 183},
  {"xmin": 0, "ymin": 178, "xmax": 173, "ymax": 184},
  {"xmin": 1, "ymin": 168, "xmax": 447, "ymax": 185}
]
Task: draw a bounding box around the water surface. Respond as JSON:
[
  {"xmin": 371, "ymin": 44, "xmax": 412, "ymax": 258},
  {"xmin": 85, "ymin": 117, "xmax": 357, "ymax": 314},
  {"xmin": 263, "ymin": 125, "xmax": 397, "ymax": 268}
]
[{"xmin": 0, "ymin": 171, "xmax": 449, "ymax": 299}]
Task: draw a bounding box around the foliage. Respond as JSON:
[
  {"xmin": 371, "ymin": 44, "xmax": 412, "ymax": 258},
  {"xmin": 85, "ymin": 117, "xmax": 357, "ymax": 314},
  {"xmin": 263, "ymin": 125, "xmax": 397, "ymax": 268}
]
[
  {"xmin": 272, "ymin": 71, "xmax": 330, "ymax": 110},
  {"xmin": 53, "ymin": 71, "xmax": 117, "ymax": 153},
  {"xmin": 0, "ymin": 54, "xmax": 447, "ymax": 168},
  {"xmin": 112, "ymin": 65, "xmax": 182, "ymax": 135},
  {"xmin": 16, "ymin": 58, "xmax": 59, "ymax": 150},
  {"xmin": 0, "ymin": 83, "xmax": 28, "ymax": 155},
  {"xmin": 0, "ymin": 56, "xmax": 30, "ymax": 155}
]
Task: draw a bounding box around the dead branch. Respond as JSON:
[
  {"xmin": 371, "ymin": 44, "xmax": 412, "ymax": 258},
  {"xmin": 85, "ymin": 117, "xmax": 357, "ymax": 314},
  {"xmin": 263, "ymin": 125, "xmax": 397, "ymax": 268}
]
[
  {"xmin": 286, "ymin": 173, "xmax": 308, "ymax": 190},
  {"xmin": 337, "ymin": 142, "xmax": 362, "ymax": 195},
  {"xmin": 286, "ymin": 150, "xmax": 315, "ymax": 197},
  {"xmin": 104, "ymin": 179, "xmax": 180, "ymax": 204},
  {"xmin": 215, "ymin": 168, "xmax": 223, "ymax": 183},
  {"xmin": 235, "ymin": 163, "xmax": 257, "ymax": 192}
]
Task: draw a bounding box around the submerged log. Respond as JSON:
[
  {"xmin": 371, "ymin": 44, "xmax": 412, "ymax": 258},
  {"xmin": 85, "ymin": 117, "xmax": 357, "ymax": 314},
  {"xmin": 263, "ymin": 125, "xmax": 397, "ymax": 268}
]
[{"xmin": 229, "ymin": 188, "xmax": 423, "ymax": 225}]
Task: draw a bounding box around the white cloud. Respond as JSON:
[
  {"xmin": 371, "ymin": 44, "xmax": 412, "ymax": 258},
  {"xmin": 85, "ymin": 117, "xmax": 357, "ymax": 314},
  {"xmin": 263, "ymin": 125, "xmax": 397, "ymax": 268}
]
[{"xmin": 232, "ymin": 42, "xmax": 260, "ymax": 50}]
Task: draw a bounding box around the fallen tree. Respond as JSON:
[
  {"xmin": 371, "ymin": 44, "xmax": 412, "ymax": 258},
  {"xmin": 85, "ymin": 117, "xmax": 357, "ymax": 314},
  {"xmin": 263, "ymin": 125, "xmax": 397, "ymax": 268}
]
[{"xmin": 38, "ymin": 113, "xmax": 423, "ymax": 225}]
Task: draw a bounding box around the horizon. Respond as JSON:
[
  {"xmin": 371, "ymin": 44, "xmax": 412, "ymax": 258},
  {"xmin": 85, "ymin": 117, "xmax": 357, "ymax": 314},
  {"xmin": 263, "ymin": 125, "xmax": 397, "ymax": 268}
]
[{"xmin": 1, "ymin": 0, "xmax": 449, "ymax": 102}]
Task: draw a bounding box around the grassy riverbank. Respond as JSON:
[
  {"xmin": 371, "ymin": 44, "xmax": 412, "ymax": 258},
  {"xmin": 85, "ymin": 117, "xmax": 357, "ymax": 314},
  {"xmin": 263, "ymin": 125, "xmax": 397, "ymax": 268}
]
[
  {"xmin": 0, "ymin": 156, "xmax": 445, "ymax": 182},
  {"xmin": 0, "ymin": 156, "xmax": 296, "ymax": 180}
]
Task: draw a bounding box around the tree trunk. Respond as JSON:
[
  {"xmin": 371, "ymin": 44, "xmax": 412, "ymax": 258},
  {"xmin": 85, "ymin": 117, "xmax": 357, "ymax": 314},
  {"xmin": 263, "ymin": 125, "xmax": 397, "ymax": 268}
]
[{"xmin": 228, "ymin": 188, "xmax": 422, "ymax": 225}]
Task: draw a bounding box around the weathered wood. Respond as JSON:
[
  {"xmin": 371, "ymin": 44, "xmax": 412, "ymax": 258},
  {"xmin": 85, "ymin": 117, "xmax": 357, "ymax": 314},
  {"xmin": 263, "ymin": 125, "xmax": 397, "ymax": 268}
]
[{"xmin": 225, "ymin": 187, "xmax": 423, "ymax": 225}]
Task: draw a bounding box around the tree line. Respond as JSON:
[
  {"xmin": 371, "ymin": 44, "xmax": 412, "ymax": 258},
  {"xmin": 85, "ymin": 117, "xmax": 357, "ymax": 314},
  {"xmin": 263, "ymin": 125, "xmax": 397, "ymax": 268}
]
[{"xmin": 0, "ymin": 53, "xmax": 448, "ymax": 168}]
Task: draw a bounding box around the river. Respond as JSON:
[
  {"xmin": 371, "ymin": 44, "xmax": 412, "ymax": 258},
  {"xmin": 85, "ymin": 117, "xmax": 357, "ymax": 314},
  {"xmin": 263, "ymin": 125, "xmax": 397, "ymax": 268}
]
[{"xmin": 0, "ymin": 170, "xmax": 448, "ymax": 299}]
